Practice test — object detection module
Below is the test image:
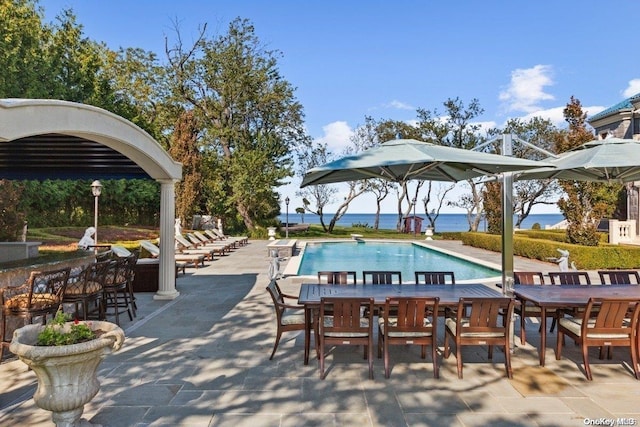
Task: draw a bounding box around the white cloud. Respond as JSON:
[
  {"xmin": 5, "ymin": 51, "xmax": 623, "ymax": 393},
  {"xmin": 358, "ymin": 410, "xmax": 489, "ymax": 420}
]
[
  {"xmin": 515, "ymin": 105, "xmax": 606, "ymax": 128},
  {"xmin": 387, "ymin": 99, "xmax": 415, "ymax": 110},
  {"xmin": 622, "ymin": 79, "xmax": 640, "ymax": 97},
  {"xmin": 315, "ymin": 121, "xmax": 354, "ymax": 153},
  {"xmin": 499, "ymin": 65, "xmax": 555, "ymax": 113}
]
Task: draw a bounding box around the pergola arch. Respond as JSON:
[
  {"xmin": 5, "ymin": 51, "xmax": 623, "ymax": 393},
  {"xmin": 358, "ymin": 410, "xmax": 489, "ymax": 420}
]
[{"xmin": 0, "ymin": 98, "xmax": 182, "ymax": 300}]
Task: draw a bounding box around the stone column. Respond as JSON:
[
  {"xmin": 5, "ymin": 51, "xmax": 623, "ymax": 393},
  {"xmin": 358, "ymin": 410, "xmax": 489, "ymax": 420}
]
[{"xmin": 154, "ymin": 179, "xmax": 180, "ymax": 300}]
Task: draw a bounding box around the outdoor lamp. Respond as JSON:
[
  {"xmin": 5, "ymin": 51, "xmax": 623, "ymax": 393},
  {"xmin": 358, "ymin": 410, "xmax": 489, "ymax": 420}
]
[
  {"xmin": 91, "ymin": 180, "xmax": 102, "ymax": 253},
  {"xmin": 285, "ymin": 197, "xmax": 290, "ymax": 239}
]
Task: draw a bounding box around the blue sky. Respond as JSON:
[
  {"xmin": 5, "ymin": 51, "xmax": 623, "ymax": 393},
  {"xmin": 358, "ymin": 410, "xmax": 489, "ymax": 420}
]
[{"xmin": 41, "ymin": 0, "xmax": 640, "ymax": 214}]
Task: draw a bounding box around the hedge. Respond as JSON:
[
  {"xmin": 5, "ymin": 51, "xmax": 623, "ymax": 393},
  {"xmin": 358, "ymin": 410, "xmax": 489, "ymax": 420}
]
[{"xmin": 440, "ymin": 232, "xmax": 640, "ymax": 269}]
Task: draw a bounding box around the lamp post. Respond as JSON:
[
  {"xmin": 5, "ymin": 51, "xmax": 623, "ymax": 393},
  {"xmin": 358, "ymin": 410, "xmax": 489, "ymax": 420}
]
[
  {"xmin": 285, "ymin": 197, "xmax": 290, "ymax": 239},
  {"xmin": 91, "ymin": 180, "xmax": 102, "ymax": 253}
]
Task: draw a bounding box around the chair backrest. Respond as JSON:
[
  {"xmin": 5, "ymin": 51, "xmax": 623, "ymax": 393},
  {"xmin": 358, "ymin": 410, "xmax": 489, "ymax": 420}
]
[
  {"xmin": 548, "ymin": 271, "xmax": 591, "ymax": 285},
  {"xmin": 266, "ymin": 280, "xmax": 285, "ymax": 317},
  {"xmin": 414, "ymin": 271, "xmax": 455, "ymax": 285},
  {"xmin": 597, "ymin": 270, "xmax": 640, "ymax": 285},
  {"xmin": 8, "ymin": 267, "xmax": 72, "ymax": 311},
  {"xmin": 513, "ymin": 271, "xmax": 545, "ymax": 285},
  {"xmin": 582, "ymin": 298, "xmax": 640, "ymax": 335},
  {"xmin": 454, "ymin": 297, "xmax": 513, "ymax": 332},
  {"xmin": 186, "ymin": 233, "xmax": 205, "ymax": 246},
  {"xmin": 205, "ymin": 229, "xmax": 222, "ymax": 240},
  {"xmin": 320, "ymin": 297, "xmax": 374, "ymax": 335},
  {"xmin": 363, "ymin": 271, "xmax": 402, "ymax": 284},
  {"xmin": 194, "ymin": 231, "xmax": 211, "ymax": 243},
  {"xmin": 383, "ymin": 297, "xmax": 439, "ymax": 333},
  {"xmin": 175, "ymin": 235, "xmax": 195, "ymax": 249},
  {"xmin": 211, "ymin": 228, "xmax": 226, "ymax": 239},
  {"xmin": 140, "ymin": 240, "xmax": 160, "ymax": 257},
  {"xmin": 318, "ymin": 271, "xmax": 357, "ymax": 285}
]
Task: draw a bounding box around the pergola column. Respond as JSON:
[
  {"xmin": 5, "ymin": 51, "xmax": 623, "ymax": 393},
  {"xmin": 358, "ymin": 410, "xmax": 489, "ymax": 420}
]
[{"xmin": 154, "ymin": 179, "xmax": 180, "ymax": 300}]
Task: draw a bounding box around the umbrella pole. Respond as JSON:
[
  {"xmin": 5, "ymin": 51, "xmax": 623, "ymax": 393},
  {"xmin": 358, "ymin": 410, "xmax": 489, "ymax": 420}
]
[{"xmin": 501, "ymin": 134, "xmax": 516, "ymax": 353}]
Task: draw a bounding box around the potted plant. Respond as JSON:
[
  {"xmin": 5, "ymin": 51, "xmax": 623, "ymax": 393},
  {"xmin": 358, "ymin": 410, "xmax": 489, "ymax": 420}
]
[{"xmin": 9, "ymin": 310, "xmax": 125, "ymax": 427}]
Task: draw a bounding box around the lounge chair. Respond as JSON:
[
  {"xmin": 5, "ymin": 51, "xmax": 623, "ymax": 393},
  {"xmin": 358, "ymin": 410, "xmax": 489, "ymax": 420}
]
[
  {"xmin": 140, "ymin": 240, "xmax": 204, "ymax": 269},
  {"xmin": 194, "ymin": 231, "xmax": 239, "ymax": 250},
  {"xmin": 185, "ymin": 233, "xmax": 231, "ymax": 254},
  {"xmin": 176, "ymin": 234, "xmax": 226, "ymax": 259},
  {"xmin": 208, "ymin": 228, "xmax": 248, "ymax": 246}
]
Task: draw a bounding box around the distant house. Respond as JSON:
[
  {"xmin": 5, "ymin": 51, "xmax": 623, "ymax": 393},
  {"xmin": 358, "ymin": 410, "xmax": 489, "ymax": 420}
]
[
  {"xmin": 588, "ymin": 93, "xmax": 640, "ymax": 238},
  {"xmin": 588, "ymin": 92, "xmax": 640, "ymax": 139}
]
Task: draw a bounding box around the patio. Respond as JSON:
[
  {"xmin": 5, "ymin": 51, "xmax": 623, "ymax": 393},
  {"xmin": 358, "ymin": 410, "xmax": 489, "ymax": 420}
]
[{"xmin": 1, "ymin": 239, "xmax": 639, "ymax": 427}]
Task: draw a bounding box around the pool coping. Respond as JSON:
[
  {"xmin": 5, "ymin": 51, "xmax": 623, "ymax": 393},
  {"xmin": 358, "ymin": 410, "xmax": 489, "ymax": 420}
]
[{"xmin": 281, "ymin": 238, "xmax": 503, "ymax": 285}]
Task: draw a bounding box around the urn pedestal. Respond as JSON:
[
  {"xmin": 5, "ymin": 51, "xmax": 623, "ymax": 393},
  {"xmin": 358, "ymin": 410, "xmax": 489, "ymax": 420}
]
[{"xmin": 9, "ymin": 321, "xmax": 125, "ymax": 427}]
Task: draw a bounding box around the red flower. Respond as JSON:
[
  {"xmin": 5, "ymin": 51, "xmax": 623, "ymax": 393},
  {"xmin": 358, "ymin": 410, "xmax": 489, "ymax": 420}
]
[{"xmin": 74, "ymin": 318, "xmax": 79, "ymax": 325}]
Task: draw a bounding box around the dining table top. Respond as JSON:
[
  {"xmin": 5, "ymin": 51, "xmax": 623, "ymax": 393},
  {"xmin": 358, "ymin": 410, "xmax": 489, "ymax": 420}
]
[
  {"xmin": 297, "ymin": 283, "xmax": 505, "ymax": 305},
  {"xmin": 513, "ymin": 283, "xmax": 640, "ymax": 307}
]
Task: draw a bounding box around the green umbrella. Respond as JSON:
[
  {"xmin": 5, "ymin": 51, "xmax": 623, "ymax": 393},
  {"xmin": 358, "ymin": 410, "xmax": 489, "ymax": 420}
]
[
  {"xmin": 301, "ymin": 138, "xmax": 553, "ymax": 187},
  {"xmin": 518, "ymin": 138, "xmax": 640, "ymax": 183}
]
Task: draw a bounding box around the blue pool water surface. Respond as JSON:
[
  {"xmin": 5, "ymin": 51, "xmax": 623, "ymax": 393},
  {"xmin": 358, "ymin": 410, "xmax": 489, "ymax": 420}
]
[{"xmin": 297, "ymin": 241, "xmax": 500, "ymax": 282}]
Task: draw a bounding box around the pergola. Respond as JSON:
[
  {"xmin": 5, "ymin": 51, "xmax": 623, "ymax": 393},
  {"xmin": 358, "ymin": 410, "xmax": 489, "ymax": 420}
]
[{"xmin": 0, "ymin": 99, "xmax": 182, "ymax": 300}]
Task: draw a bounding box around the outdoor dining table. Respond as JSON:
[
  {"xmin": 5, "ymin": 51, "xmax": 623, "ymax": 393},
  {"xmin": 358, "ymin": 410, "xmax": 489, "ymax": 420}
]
[
  {"xmin": 513, "ymin": 284, "xmax": 640, "ymax": 366},
  {"xmin": 297, "ymin": 283, "xmax": 504, "ymax": 365}
]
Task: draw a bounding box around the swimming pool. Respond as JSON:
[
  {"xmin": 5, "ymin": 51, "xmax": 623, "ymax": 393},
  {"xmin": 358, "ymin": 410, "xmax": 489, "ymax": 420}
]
[{"xmin": 293, "ymin": 240, "xmax": 500, "ymax": 282}]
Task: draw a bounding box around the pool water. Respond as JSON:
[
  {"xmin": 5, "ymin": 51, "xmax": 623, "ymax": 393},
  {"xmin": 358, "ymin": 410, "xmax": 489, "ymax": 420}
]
[{"xmin": 297, "ymin": 241, "xmax": 499, "ymax": 282}]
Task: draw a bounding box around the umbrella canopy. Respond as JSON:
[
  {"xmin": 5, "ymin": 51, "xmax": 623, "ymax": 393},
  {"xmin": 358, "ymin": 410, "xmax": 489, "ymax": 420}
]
[
  {"xmin": 300, "ymin": 138, "xmax": 553, "ymax": 187},
  {"xmin": 518, "ymin": 138, "xmax": 640, "ymax": 183}
]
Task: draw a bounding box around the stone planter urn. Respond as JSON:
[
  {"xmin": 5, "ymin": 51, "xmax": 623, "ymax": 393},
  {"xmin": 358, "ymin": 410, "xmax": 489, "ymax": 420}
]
[
  {"xmin": 424, "ymin": 227, "xmax": 434, "ymax": 240},
  {"xmin": 267, "ymin": 227, "xmax": 277, "ymax": 240},
  {"xmin": 9, "ymin": 321, "xmax": 125, "ymax": 427}
]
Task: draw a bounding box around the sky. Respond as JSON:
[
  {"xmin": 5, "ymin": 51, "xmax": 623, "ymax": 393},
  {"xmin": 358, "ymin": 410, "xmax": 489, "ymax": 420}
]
[{"xmin": 40, "ymin": 0, "xmax": 640, "ymax": 214}]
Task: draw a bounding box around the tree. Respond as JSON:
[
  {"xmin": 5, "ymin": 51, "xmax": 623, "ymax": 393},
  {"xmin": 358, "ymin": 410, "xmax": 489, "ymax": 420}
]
[
  {"xmin": 481, "ymin": 117, "xmax": 563, "ymax": 231},
  {"xmin": 422, "ymin": 182, "xmax": 455, "ymax": 231},
  {"xmin": 417, "ymin": 98, "xmax": 486, "ymax": 231},
  {"xmin": 165, "ymin": 18, "xmax": 307, "ymax": 232},
  {"xmin": 556, "ymin": 97, "xmax": 621, "ymax": 245},
  {"xmin": 0, "ymin": 180, "xmax": 25, "ymax": 241},
  {"xmin": 296, "ymin": 142, "xmax": 337, "ymax": 231},
  {"xmin": 170, "ymin": 110, "xmax": 203, "ymax": 226}
]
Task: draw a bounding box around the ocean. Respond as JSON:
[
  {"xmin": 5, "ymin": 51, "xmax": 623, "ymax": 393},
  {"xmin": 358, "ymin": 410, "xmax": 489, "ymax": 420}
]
[{"xmin": 278, "ymin": 212, "xmax": 564, "ymax": 232}]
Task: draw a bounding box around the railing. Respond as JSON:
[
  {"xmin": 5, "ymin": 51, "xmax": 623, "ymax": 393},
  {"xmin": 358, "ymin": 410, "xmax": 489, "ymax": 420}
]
[{"xmin": 608, "ymin": 219, "xmax": 637, "ymax": 244}]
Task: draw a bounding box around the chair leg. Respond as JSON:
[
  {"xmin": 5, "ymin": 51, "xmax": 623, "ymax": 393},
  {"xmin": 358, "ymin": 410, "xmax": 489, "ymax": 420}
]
[
  {"xmin": 367, "ymin": 338, "xmax": 374, "ymax": 380},
  {"xmin": 319, "ymin": 340, "xmax": 326, "ymax": 380},
  {"xmin": 582, "ymin": 343, "xmax": 593, "ymax": 381},
  {"xmin": 269, "ymin": 330, "xmax": 282, "ymax": 360},
  {"xmin": 432, "ymin": 341, "xmax": 439, "ymax": 379},
  {"xmin": 504, "ymin": 339, "xmax": 513, "ymax": 379},
  {"xmin": 456, "ymin": 341, "xmax": 463, "ymax": 379},
  {"xmin": 520, "ymin": 312, "xmax": 526, "ymax": 344},
  {"xmin": 555, "ymin": 330, "xmax": 564, "ymax": 360}
]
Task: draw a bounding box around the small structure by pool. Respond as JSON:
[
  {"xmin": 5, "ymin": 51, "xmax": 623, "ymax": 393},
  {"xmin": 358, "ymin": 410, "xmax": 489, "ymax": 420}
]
[{"xmin": 267, "ymin": 239, "xmax": 297, "ymax": 258}]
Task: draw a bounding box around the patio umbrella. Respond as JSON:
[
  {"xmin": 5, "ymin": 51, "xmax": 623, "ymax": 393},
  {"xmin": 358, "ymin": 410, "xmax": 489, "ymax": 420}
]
[
  {"xmin": 517, "ymin": 138, "xmax": 640, "ymax": 183},
  {"xmin": 300, "ymin": 138, "xmax": 552, "ymax": 188},
  {"xmin": 300, "ymin": 137, "xmax": 555, "ymax": 290}
]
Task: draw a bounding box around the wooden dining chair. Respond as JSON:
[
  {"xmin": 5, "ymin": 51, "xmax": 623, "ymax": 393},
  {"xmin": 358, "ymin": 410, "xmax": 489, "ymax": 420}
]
[
  {"xmin": 414, "ymin": 271, "xmax": 455, "ymax": 285},
  {"xmin": 362, "ymin": 271, "xmax": 402, "ymax": 285},
  {"xmin": 317, "ymin": 271, "xmax": 357, "ymax": 285},
  {"xmin": 443, "ymin": 297, "xmax": 514, "ymax": 379},
  {"xmin": 512, "ymin": 271, "xmax": 556, "ymax": 344},
  {"xmin": 265, "ymin": 280, "xmax": 306, "ymax": 360},
  {"xmin": 319, "ymin": 297, "xmax": 375, "ymax": 379},
  {"xmin": 378, "ymin": 297, "xmax": 439, "ymax": 378},
  {"xmin": 555, "ymin": 298, "xmax": 640, "ymax": 381},
  {"xmin": 548, "ymin": 271, "xmax": 591, "ymax": 285},
  {"xmin": 597, "ymin": 270, "xmax": 640, "ymax": 285}
]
